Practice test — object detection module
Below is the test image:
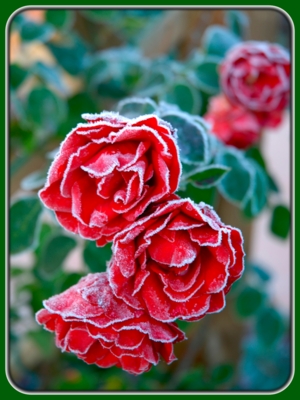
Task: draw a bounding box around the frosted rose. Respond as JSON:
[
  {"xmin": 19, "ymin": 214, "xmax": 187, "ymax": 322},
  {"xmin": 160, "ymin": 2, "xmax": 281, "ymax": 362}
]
[
  {"xmin": 109, "ymin": 197, "xmax": 245, "ymax": 322},
  {"xmin": 39, "ymin": 112, "xmax": 181, "ymax": 246},
  {"xmin": 220, "ymin": 41, "xmax": 290, "ymax": 126},
  {"xmin": 36, "ymin": 273, "xmax": 185, "ymax": 375},
  {"xmin": 204, "ymin": 94, "xmax": 261, "ymax": 149}
]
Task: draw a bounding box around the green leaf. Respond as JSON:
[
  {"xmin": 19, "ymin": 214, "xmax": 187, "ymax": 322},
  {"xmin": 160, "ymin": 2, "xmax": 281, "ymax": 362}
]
[
  {"xmin": 116, "ymin": 97, "xmax": 157, "ymax": 118},
  {"xmin": 267, "ymin": 174, "xmax": 280, "ymax": 193},
  {"xmin": 270, "ymin": 205, "xmax": 290, "ymax": 239},
  {"xmin": 11, "ymin": 267, "xmax": 25, "ymax": 277},
  {"xmin": 20, "ymin": 169, "xmax": 48, "ymax": 191},
  {"xmin": 161, "ymin": 81, "xmax": 202, "ymax": 114},
  {"xmin": 47, "ymin": 36, "xmax": 86, "ymax": 75},
  {"xmin": 256, "ymin": 308, "xmax": 285, "ymax": 347},
  {"xmin": 243, "ymin": 161, "xmax": 268, "ymax": 218},
  {"xmin": 10, "ymin": 196, "xmax": 42, "ymax": 254},
  {"xmin": 202, "ymin": 25, "xmax": 240, "ymax": 57},
  {"xmin": 40, "ymin": 235, "xmax": 77, "ymax": 277},
  {"xmin": 245, "ymin": 146, "xmax": 266, "ymax": 170},
  {"xmin": 236, "ymin": 286, "xmax": 264, "ymax": 318},
  {"xmin": 10, "ymin": 64, "xmax": 28, "ymax": 90},
  {"xmin": 216, "ymin": 149, "xmax": 252, "ymax": 205},
  {"xmin": 193, "ymin": 56, "xmax": 221, "ymax": 94},
  {"xmin": 33, "ymin": 62, "xmax": 66, "ymax": 93},
  {"xmin": 20, "ymin": 20, "xmax": 54, "ymax": 42},
  {"xmin": 135, "ymin": 68, "xmax": 170, "ymax": 98},
  {"xmin": 250, "ymin": 264, "xmax": 271, "ymax": 282},
  {"xmin": 226, "ymin": 10, "xmax": 249, "ymax": 38},
  {"xmin": 57, "ymin": 272, "xmax": 85, "ymax": 293},
  {"xmin": 161, "ymin": 113, "xmax": 210, "ymax": 165},
  {"xmin": 45, "ymin": 9, "xmax": 73, "ymax": 30},
  {"xmin": 26, "ymin": 86, "xmax": 67, "ymax": 134},
  {"xmin": 177, "ymin": 183, "xmax": 217, "ymax": 207},
  {"xmin": 186, "ymin": 165, "xmax": 230, "ymax": 189},
  {"xmin": 83, "ymin": 241, "xmax": 112, "ymax": 273},
  {"xmin": 211, "ymin": 364, "xmax": 234, "ymax": 385}
]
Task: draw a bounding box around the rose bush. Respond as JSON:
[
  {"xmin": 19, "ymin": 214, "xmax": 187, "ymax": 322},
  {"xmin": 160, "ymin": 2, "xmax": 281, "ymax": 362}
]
[
  {"xmin": 39, "ymin": 112, "xmax": 181, "ymax": 246},
  {"xmin": 220, "ymin": 41, "xmax": 290, "ymax": 127},
  {"xmin": 36, "ymin": 273, "xmax": 186, "ymax": 375},
  {"xmin": 109, "ymin": 196, "xmax": 245, "ymax": 322},
  {"xmin": 204, "ymin": 94, "xmax": 261, "ymax": 149}
]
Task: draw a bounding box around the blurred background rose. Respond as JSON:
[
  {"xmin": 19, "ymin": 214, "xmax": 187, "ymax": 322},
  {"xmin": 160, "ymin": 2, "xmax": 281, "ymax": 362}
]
[{"xmin": 9, "ymin": 8, "xmax": 292, "ymax": 392}]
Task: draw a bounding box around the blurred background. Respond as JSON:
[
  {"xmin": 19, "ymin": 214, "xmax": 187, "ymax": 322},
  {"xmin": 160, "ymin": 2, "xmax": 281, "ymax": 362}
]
[{"xmin": 9, "ymin": 7, "xmax": 292, "ymax": 392}]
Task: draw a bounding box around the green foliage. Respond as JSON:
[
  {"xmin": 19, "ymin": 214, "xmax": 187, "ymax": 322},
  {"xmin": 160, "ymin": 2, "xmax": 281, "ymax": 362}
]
[
  {"xmin": 192, "ymin": 56, "xmax": 221, "ymax": 94},
  {"xmin": 45, "ymin": 9, "xmax": 74, "ymax": 30},
  {"xmin": 270, "ymin": 205, "xmax": 290, "ymax": 239},
  {"xmin": 225, "ymin": 10, "xmax": 249, "ymax": 38},
  {"xmin": 202, "ymin": 25, "xmax": 240, "ymax": 57},
  {"xmin": 117, "ymin": 97, "xmax": 157, "ymax": 118},
  {"xmin": 33, "ymin": 62, "xmax": 67, "ymax": 94},
  {"xmin": 83, "ymin": 241, "xmax": 112, "ymax": 273},
  {"xmin": 161, "ymin": 81, "xmax": 202, "ymax": 114},
  {"xmin": 39, "ymin": 235, "xmax": 77, "ymax": 278},
  {"xmin": 256, "ymin": 308, "xmax": 285, "ymax": 348},
  {"xmin": 185, "ymin": 165, "xmax": 230, "ymax": 189},
  {"xmin": 10, "ymin": 197, "xmax": 42, "ymax": 254},
  {"xmin": 211, "ymin": 364, "xmax": 234, "ymax": 385},
  {"xmin": 177, "ymin": 183, "xmax": 217, "ymax": 206},
  {"xmin": 20, "ymin": 19, "xmax": 54, "ymax": 42},
  {"xmin": 243, "ymin": 161, "xmax": 268, "ymax": 218},
  {"xmin": 10, "ymin": 64, "xmax": 28, "ymax": 90},
  {"xmin": 20, "ymin": 169, "xmax": 48, "ymax": 191},
  {"xmin": 236, "ymin": 286, "xmax": 264, "ymax": 318}
]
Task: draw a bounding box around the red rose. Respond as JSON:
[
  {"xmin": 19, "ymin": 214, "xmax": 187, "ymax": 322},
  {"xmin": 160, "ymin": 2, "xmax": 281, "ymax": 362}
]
[
  {"xmin": 36, "ymin": 273, "xmax": 185, "ymax": 375},
  {"xmin": 39, "ymin": 112, "xmax": 181, "ymax": 246},
  {"xmin": 220, "ymin": 41, "xmax": 290, "ymax": 125},
  {"xmin": 109, "ymin": 197, "xmax": 245, "ymax": 322},
  {"xmin": 204, "ymin": 94, "xmax": 261, "ymax": 149}
]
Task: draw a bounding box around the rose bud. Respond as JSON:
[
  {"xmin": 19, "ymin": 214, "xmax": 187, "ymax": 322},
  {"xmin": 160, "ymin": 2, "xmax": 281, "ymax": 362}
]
[
  {"xmin": 39, "ymin": 112, "xmax": 181, "ymax": 246},
  {"xmin": 36, "ymin": 273, "xmax": 186, "ymax": 375},
  {"xmin": 204, "ymin": 94, "xmax": 261, "ymax": 149},
  {"xmin": 220, "ymin": 41, "xmax": 290, "ymax": 127},
  {"xmin": 109, "ymin": 197, "xmax": 245, "ymax": 323}
]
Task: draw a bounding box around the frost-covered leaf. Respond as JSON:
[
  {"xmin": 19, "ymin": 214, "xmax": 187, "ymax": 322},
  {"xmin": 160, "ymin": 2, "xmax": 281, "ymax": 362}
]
[
  {"xmin": 270, "ymin": 204, "xmax": 290, "ymax": 239},
  {"xmin": 185, "ymin": 165, "xmax": 230, "ymax": 189},
  {"xmin": 47, "ymin": 36, "xmax": 86, "ymax": 75},
  {"xmin": 226, "ymin": 10, "xmax": 249, "ymax": 38},
  {"xmin": 243, "ymin": 161, "xmax": 268, "ymax": 218},
  {"xmin": 135, "ymin": 67, "xmax": 170, "ymax": 98},
  {"xmin": 10, "ymin": 196, "xmax": 42, "ymax": 254},
  {"xmin": 20, "ymin": 169, "xmax": 48, "ymax": 191},
  {"xmin": 160, "ymin": 81, "xmax": 202, "ymax": 114},
  {"xmin": 177, "ymin": 183, "xmax": 217, "ymax": 206},
  {"xmin": 216, "ymin": 148, "xmax": 252, "ymax": 205},
  {"xmin": 116, "ymin": 97, "xmax": 157, "ymax": 118},
  {"xmin": 161, "ymin": 112, "xmax": 210, "ymax": 165},
  {"xmin": 33, "ymin": 62, "xmax": 66, "ymax": 93},
  {"xmin": 192, "ymin": 56, "xmax": 221, "ymax": 94},
  {"xmin": 20, "ymin": 19, "xmax": 54, "ymax": 42},
  {"xmin": 202, "ymin": 25, "xmax": 240, "ymax": 58}
]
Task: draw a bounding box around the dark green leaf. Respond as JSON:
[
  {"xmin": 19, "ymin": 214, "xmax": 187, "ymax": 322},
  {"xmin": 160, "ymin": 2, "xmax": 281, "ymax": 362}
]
[
  {"xmin": 236, "ymin": 286, "xmax": 264, "ymax": 318},
  {"xmin": 47, "ymin": 37, "xmax": 86, "ymax": 75},
  {"xmin": 193, "ymin": 57, "xmax": 221, "ymax": 94},
  {"xmin": 117, "ymin": 98, "xmax": 157, "ymax": 118},
  {"xmin": 161, "ymin": 113, "xmax": 210, "ymax": 165},
  {"xmin": 20, "ymin": 169, "xmax": 48, "ymax": 191},
  {"xmin": 211, "ymin": 364, "xmax": 234, "ymax": 385},
  {"xmin": 243, "ymin": 161, "xmax": 268, "ymax": 218},
  {"xmin": 177, "ymin": 183, "xmax": 217, "ymax": 206},
  {"xmin": 10, "ymin": 197, "xmax": 42, "ymax": 254},
  {"xmin": 26, "ymin": 86, "xmax": 66, "ymax": 134},
  {"xmin": 33, "ymin": 62, "xmax": 66, "ymax": 93},
  {"xmin": 251, "ymin": 264, "xmax": 271, "ymax": 282},
  {"xmin": 11, "ymin": 267, "xmax": 25, "ymax": 277},
  {"xmin": 83, "ymin": 241, "xmax": 112, "ymax": 273},
  {"xmin": 40, "ymin": 235, "xmax": 77, "ymax": 277},
  {"xmin": 203, "ymin": 25, "xmax": 240, "ymax": 57},
  {"xmin": 270, "ymin": 205, "xmax": 290, "ymax": 239},
  {"xmin": 136, "ymin": 68, "xmax": 169, "ymax": 98},
  {"xmin": 187, "ymin": 165, "xmax": 230, "ymax": 189},
  {"xmin": 216, "ymin": 149, "xmax": 252, "ymax": 204},
  {"xmin": 226, "ymin": 10, "xmax": 249, "ymax": 38},
  {"xmin": 20, "ymin": 20, "xmax": 54, "ymax": 42},
  {"xmin": 57, "ymin": 272, "xmax": 85, "ymax": 293},
  {"xmin": 45, "ymin": 9, "xmax": 73, "ymax": 30},
  {"xmin": 161, "ymin": 82, "xmax": 202, "ymax": 114},
  {"xmin": 268, "ymin": 174, "xmax": 280, "ymax": 193},
  {"xmin": 245, "ymin": 146, "xmax": 266, "ymax": 170},
  {"xmin": 10, "ymin": 64, "xmax": 28, "ymax": 90},
  {"xmin": 34, "ymin": 223, "xmax": 53, "ymax": 258},
  {"xmin": 256, "ymin": 308, "xmax": 285, "ymax": 347}
]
